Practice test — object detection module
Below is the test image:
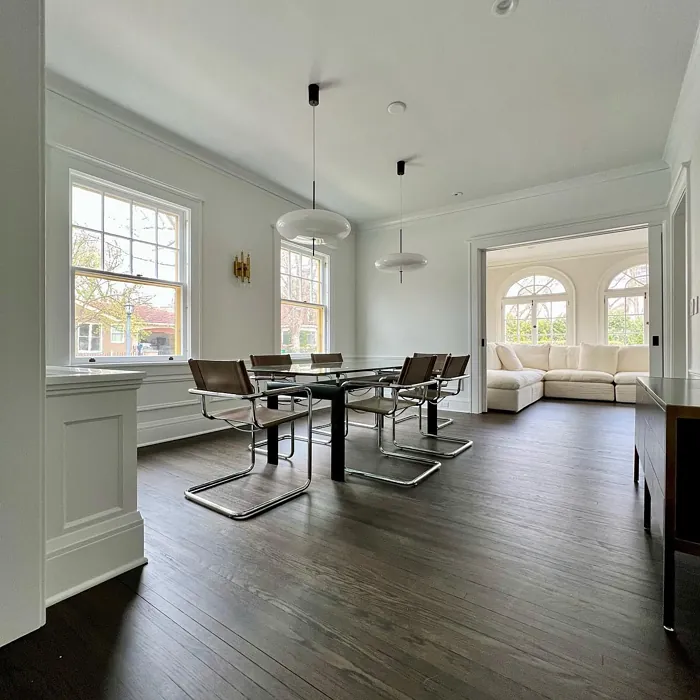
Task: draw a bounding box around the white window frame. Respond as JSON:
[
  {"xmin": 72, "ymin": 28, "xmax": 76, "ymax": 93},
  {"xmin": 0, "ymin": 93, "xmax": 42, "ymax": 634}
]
[
  {"xmin": 500, "ymin": 270, "xmax": 574, "ymax": 345},
  {"xmin": 603, "ymin": 263, "xmax": 649, "ymax": 346},
  {"xmin": 69, "ymin": 171, "xmax": 192, "ymax": 364},
  {"xmin": 76, "ymin": 322, "xmax": 102, "ymax": 354},
  {"xmin": 280, "ymin": 242, "xmax": 329, "ymax": 357},
  {"xmin": 110, "ymin": 324, "xmax": 125, "ymax": 343}
]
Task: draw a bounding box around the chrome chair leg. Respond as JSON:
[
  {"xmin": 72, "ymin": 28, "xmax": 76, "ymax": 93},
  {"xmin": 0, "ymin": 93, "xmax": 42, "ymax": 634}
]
[
  {"xmin": 397, "ymin": 411, "xmax": 453, "ymax": 429},
  {"xmin": 186, "ymin": 413, "xmax": 313, "ymax": 520},
  {"xmin": 345, "ymin": 414, "xmax": 441, "ymax": 487},
  {"xmin": 396, "ymin": 405, "xmax": 472, "ymax": 458}
]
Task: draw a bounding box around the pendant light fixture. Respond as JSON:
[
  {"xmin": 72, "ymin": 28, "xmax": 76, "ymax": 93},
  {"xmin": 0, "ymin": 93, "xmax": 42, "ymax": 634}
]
[
  {"xmin": 275, "ymin": 84, "xmax": 351, "ymax": 256},
  {"xmin": 374, "ymin": 160, "xmax": 428, "ymax": 282}
]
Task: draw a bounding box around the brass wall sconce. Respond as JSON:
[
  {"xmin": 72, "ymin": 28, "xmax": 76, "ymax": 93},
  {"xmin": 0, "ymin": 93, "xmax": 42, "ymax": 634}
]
[{"xmin": 233, "ymin": 251, "xmax": 251, "ymax": 283}]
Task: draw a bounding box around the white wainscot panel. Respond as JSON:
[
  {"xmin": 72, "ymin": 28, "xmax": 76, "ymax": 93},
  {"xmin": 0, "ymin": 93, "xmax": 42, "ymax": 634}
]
[{"xmin": 45, "ymin": 367, "xmax": 147, "ymax": 605}]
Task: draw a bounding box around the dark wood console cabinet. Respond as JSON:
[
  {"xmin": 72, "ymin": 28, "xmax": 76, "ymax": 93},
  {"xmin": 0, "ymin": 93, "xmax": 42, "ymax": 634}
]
[{"xmin": 634, "ymin": 376, "xmax": 700, "ymax": 631}]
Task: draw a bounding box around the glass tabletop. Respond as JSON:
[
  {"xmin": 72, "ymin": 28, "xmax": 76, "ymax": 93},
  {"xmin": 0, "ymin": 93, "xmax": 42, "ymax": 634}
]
[{"xmin": 248, "ymin": 359, "xmax": 403, "ymax": 376}]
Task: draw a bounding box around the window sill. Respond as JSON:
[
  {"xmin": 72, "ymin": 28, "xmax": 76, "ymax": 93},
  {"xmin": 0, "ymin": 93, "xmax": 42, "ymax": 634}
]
[{"xmin": 70, "ymin": 360, "xmax": 190, "ymax": 378}]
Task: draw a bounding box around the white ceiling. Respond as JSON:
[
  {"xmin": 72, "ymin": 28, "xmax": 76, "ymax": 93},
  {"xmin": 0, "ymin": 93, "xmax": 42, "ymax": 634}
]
[
  {"xmin": 487, "ymin": 227, "xmax": 648, "ymax": 266},
  {"xmin": 46, "ymin": 1, "xmax": 700, "ymax": 224}
]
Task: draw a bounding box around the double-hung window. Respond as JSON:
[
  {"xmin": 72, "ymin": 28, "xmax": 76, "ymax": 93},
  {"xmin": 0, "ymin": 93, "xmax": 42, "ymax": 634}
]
[
  {"xmin": 280, "ymin": 245, "xmax": 328, "ymax": 355},
  {"xmin": 70, "ymin": 172, "xmax": 190, "ymax": 362}
]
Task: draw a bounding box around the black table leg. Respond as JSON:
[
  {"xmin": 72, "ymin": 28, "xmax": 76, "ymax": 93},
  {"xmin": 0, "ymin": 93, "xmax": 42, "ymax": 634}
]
[
  {"xmin": 634, "ymin": 447, "xmax": 640, "ymax": 484},
  {"xmin": 643, "ymin": 478, "xmax": 651, "ymax": 531},
  {"xmin": 266, "ymin": 394, "xmax": 279, "ymax": 465},
  {"xmin": 663, "ymin": 500, "xmax": 676, "ymax": 632},
  {"xmin": 330, "ymin": 390, "xmax": 346, "ymax": 481},
  {"xmin": 427, "ymin": 400, "xmax": 438, "ymax": 435}
]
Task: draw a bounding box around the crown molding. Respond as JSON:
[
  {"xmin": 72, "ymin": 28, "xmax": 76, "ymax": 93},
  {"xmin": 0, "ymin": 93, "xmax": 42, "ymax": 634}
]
[
  {"xmin": 357, "ymin": 160, "xmax": 669, "ymax": 232},
  {"xmin": 45, "ymin": 70, "xmax": 314, "ymax": 210},
  {"xmin": 664, "ymin": 20, "xmax": 700, "ymax": 180}
]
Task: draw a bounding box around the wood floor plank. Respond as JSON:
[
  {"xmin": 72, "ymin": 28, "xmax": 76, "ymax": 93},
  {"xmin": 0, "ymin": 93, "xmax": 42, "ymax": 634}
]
[{"xmin": 1, "ymin": 400, "xmax": 700, "ymax": 699}]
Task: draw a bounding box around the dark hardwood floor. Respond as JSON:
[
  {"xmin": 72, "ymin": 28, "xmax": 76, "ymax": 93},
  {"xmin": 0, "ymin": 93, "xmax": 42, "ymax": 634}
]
[{"xmin": 2, "ymin": 400, "xmax": 700, "ymax": 699}]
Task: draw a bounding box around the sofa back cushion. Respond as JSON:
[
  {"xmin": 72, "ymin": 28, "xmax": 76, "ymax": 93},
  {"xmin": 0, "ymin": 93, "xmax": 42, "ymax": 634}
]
[
  {"xmin": 487, "ymin": 342, "xmax": 502, "ymax": 370},
  {"xmin": 578, "ymin": 342, "xmax": 619, "ymax": 375},
  {"xmin": 496, "ymin": 344, "xmax": 523, "ymax": 371},
  {"xmin": 512, "ymin": 344, "xmax": 550, "ymax": 371},
  {"xmin": 549, "ymin": 345, "xmax": 580, "ymax": 370},
  {"xmin": 617, "ymin": 345, "xmax": 649, "ymax": 372}
]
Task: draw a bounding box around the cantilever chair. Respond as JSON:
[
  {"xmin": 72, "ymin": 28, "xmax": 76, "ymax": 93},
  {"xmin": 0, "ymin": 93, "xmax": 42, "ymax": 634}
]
[
  {"xmin": 310, "ymin": 352, "xmax": 343, "ymax": 364},
  {"xmin": 342, "ymin": 355, "xmax": 441, "ymax": 487},
  {"xmin": 397, "ymin": 354, "xmax": 473, "ymax": 458},
  {"xmin": 310, "ymin": 352, "xmax": 380, "ymax": 433},
  {"xmin": 249, "ymin": 352, "xmax": 312, "ymax": 457},
  {"xmin": 403, "ymin": 353, "xmax": 454, "ymax": 430},
  {"xmin": 186, "ymin": 359, "xmax": 313, "ymax": 520}
]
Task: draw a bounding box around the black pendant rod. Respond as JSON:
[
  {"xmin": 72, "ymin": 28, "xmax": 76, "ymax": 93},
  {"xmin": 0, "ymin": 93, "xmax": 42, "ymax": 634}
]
[
  {"xmin": 398, "ymin": 159, "xmax": 405, "ymax": 284},
  {"xmin": 309, "ymin": 84, "xmax": 319, "ymax": 257}
]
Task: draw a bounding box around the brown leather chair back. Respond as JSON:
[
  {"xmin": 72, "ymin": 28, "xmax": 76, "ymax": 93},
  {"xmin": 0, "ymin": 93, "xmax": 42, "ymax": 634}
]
[
  {"xmin": 250, "ymin": 354, "xmax": 292, "ymax": 367},
  {"xmin": 396, "ymin": 355, "xmax": 437, "ymax": 386},
  {"xmin": 189, "ymin": 359, "xmax": 255, "ymax": 396},
  {"xmin": 442, "ymin": 355, "xmax": 470, "ymax": 379},
  {"xmin": 413, "ymin": 352, "xmax": 448, "ymax": 374},
  {"xmin": 311, "ymin": 353, "xmax": 343, "ymax": 364}
]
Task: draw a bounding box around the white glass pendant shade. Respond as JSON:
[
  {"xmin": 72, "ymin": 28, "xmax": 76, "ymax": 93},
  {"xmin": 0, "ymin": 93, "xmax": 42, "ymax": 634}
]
[
  {"xmin": 276, "ymin": 208, "xmax": 351, "ymax": 242},
  {"xmin": 374, "ymin": 160, "xmax": 427, "ymax": 278},
  {"xmin": 375, "ymin": 252, "xmax": 428, "ymax": 272}
]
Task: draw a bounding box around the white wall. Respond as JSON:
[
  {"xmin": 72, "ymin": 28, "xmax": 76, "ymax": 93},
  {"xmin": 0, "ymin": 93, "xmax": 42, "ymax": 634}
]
[
  {"xmin": 0, "ymin": 0, "xmax": 46, "ymax": 645},
  {"xmin": 486, "ymin": 249, "xmax": 648, "ymax": 345},
  {"xmin": 665, "ymin": 24, "xmax": 700, "ymax": 375},
  {"xmin": 356, "ymin": 165, "xmax": 669, "ymax": 402},
  {"xmin": 45, "ymin": 79, "xmax": 356, "ymax": 445}
]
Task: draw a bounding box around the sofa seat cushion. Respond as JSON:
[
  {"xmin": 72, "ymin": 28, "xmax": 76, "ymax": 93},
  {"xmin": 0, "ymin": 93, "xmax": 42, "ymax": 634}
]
[
  {"xmin": 543, "ymin": 369, "xmax": 614, "ymax": 384},
  {"xmin": 614, "ymin": 371, "xmax": 648, "ymax": 385},
  {"xmin": 487, "ymin": 369, "xmax": 545, "ymax": 390}
]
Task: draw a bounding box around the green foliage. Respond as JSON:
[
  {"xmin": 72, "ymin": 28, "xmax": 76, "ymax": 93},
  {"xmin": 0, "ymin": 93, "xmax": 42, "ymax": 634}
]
[
  {"xmin": 504, "ymin": 314, "xmax": 567, "ymax": 345},
  {"xmin": 607, "ymin": 310, "xmax": 645, "ymax": 345}
]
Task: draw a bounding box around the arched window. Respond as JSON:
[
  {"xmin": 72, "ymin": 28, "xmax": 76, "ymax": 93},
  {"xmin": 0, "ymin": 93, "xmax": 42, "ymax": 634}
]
[
  {"xmin": 502, "ymin": 273, "xmax": 571, "ymax": 345},
  {"xmin": 604, "ymin": 263, "xmax": 648, "ymax": 345}
]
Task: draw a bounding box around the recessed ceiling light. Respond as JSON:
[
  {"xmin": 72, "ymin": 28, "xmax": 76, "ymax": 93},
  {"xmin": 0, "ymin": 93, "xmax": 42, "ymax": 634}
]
[
  {"xmin": 453, "ymin": 192, "xmax": 464, "ymax": 197},
  {"xmin": 387, "ymin": 101, "xmax": 407, "ymax": 115},
  {"xmin": 492, "ymin": 0, "xmax": 518, "ymax": 16}
]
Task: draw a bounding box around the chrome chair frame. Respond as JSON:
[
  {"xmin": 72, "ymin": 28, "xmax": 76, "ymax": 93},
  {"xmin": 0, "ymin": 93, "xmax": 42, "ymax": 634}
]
[
  {"xmin": 248, "ymin": 353, "xmax": 325, "ymax": 456},
  {"xmin": 395, "ymin": 375, "xmax": 473, "ymax": 458},
  {"xmin": 394, "ymin": 355, "xmax": 473, "ymax": 458},
  {"xmin": 341, "ymin": 370, "xmax": 441, "ymax": 487},
  {"xmin": 186, "ymin": 383, "xmax": 313, "ymax": 520}
]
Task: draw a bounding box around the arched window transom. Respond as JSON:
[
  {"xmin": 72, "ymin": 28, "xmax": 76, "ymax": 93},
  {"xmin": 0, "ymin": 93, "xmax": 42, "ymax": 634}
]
[
  {"xmin": 502, "ymin": 273, "xmax": 571, "ymax": 346},
  {"xmin": 604, "ymin": 264, "xmax": 648, "ymax": 346}
]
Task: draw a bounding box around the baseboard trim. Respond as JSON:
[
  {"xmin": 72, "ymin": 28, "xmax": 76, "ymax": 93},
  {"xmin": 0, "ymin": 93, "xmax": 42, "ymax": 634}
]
[{"xmin": 46, "ymin": 516, "xmax": 147, "ymax": 606}]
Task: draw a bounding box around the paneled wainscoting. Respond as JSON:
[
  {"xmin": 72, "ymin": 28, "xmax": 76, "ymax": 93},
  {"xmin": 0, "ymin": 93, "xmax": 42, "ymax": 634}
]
[{"xmin": 2, "ymin": 400, "xmax": 699, "ymax": 699}]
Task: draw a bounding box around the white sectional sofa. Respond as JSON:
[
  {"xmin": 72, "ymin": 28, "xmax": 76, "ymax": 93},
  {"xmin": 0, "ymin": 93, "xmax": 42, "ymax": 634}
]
[{"xmin": 487, "ymin": 342, "xmax": 648, "ymax": 412}]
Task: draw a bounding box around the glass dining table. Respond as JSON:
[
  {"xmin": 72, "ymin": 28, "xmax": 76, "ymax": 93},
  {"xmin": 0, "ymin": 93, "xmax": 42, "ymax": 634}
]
[{"xmin": 248, "ymin": 359, "xmax": 442, "ymax": 481}]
